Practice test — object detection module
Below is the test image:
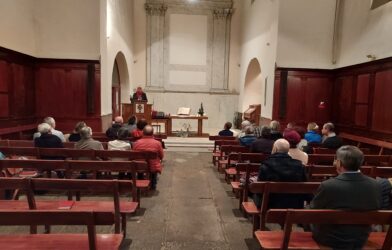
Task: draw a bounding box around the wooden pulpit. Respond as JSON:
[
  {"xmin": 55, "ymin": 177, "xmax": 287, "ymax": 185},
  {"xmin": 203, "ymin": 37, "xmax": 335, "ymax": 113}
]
[
  {"xmin": 244, "ymin": 104, "xmax": 261, "ymax": 126},
  {"xmin": 122, "ymin": 101, "xmax": 152, "ymax": 123}
]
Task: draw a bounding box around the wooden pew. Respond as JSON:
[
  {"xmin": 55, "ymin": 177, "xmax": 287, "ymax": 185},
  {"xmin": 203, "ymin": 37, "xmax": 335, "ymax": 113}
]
[
  {"xmin": 225, "ymin": 153, "xmax": 267, "ymax": 183},
  {"xmin": 212, "ymin": 140, "xmax": 240, "ymax": 166},
  {"xmin": 340, "ymin": 132, "xmax": 392, "ymax": 155},
  {"xmin": 372, "ymin": 167, "xmax": 392, "ymax": 178},
  {"xmin": 306, "ymin": 165, "xmax": 373, "ymax": 181},
  {"xmin": 0, "ymin": 140, "xmax": 108, "ymax": 149},
  {"xmin": 0, "ymin": 177, "xmax": 137, "ymax": 235},
  {"xmin": 313, "ymin": 147, "xmax": 372, "ymax": 155},
  {"xmin": 0, "ymin": 210, "xmax": 122, "ymax": 250},
  {"xmin": 0, "ymin": 124, "xmax": 36, "ymax": 140},
  {"xmin": 256, "ymin": 209, "xmax": 392, "ymax": 250},
  {"xmin": 308, "ymin": 154, "xmax": 391, "ymax": 166},
  {"xmin": 38, "ymin": 148, "xmax": 96, "ymax": 160},
  {"xmin": 229, "ymin": 163, "xmax": 260, "ymax": 210},
  {"xmin": 248, "ymin": 182, "xmax": 320, "ymax": 235},
  {"xmin": 217, "ymin": 145, "xmax": 249, "ymax": 171}
]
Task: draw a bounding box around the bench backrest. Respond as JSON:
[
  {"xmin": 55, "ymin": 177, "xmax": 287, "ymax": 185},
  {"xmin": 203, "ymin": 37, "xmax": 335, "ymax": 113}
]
[
  {"xmin": 266, "ymin": 209, "xmax": 392, "ymax": 250},
  {"xmin": 38, "ymin": 148, "xmax": 96, "ymax": 160},
  {"xmin": 235, "ymin": 163, "xmax": 260, "ymax": 202},
  {"xmin": 313, "ymin": 147, "xmax": 372, "ymax": 155},
  {"xmin": 372, "ymin": 167, "xmax": 392, "ymax": 178},
  {"xmin": 307, "ymin": 154, "xmax": 335, "ymax": 165},
  {"xmin": 0, "ymin": 210, "xmax": 117, "ymax": 250},
  {"xmin": 306, "ymin": 165, "xmax": 373, "ymax": 181},
  {"xmin": 249, "ymin": 182, "xmax": 321, "ymax": 230},
  {"xmin": 0, "ymin": 159, "xmax": 67, "ymax": 172},
  {"xmin": 94, "ymin": 150, "xmax": 157, "ymax": 160},
  {"xmin": 209, "ymin": 135, "xmax": 236, "ymax": 141},
  {"xmin": 0, "ymin": 146, "xmax": 39, "ymax": 157}
]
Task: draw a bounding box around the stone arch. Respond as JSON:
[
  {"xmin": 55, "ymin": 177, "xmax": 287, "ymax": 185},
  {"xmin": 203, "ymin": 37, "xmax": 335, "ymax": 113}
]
[
  {"xmin": 242, "ymin": 58, "xmax": 264, "ymax": 112},
  {"xmin": 111, "ymin": 51, "xmax": 130, "ymax": 119}
]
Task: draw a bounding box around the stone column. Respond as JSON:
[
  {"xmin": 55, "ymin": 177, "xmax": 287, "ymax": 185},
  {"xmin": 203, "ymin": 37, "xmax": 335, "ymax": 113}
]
[
  {"xmin": 145, "ymin": 3, "xmax": 167, "ymax": 90},
  {"xmin": 211, "ymin": 8, "xmax": 232, "ymax": 92}
]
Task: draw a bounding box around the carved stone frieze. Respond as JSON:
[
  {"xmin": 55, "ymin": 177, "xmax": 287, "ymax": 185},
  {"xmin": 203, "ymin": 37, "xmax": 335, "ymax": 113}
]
[
  {"xmin": 213, "ymin": 8, "xmax": 232, "ymax": 19},
  {"xmin": 145, "ymin": 3, "xmax": 168, "ymax": 16}
]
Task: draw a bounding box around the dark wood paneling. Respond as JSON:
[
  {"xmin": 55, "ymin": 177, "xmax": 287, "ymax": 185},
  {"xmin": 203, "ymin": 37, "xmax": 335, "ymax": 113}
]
[
  {"xmin": 273, "ymin": 69, "xmax": 333, "ymax": 128},
  {"xmin": 35, "ymin": 61, "xmax": 101, "ymax": 132},
  {"xmin": 0, "ymin": 46, "xmax": 102, "ymax": 133},
  {"xmin": 274, "ymin": 58, "xmax": 392, "ymax": 140},
  {"xmin": 372, "ymin": 69, "xmax": 392, "ymax": 134}
]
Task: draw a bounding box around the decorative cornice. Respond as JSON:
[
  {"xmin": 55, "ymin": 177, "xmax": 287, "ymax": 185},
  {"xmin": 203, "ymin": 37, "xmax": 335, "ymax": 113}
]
[
  {"xmin": 145, "ymin": 3, "xmax": 168, "ymax": 16},
  {"xmin": 213, "ymin": 8, "xmax": 232, "ymax": 19}
]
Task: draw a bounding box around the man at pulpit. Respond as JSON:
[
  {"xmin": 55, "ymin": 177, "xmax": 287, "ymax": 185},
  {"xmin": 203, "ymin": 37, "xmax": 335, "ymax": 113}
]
[{"xmin": 131, "ymin": 86, "xmax": 148, "ymax": 102}]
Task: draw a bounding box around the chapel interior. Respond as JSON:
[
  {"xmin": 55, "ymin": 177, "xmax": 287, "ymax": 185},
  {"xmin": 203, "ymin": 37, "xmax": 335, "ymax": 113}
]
[{"xmin": 0, "ymin": 0, "xmax": 392, "ymax": 249}]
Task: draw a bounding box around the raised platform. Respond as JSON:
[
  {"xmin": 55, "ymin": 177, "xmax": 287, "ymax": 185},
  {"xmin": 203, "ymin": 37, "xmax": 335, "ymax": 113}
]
[{"xmin": 163, "ymin": 137, "xmax": 214, "ymax": 152}]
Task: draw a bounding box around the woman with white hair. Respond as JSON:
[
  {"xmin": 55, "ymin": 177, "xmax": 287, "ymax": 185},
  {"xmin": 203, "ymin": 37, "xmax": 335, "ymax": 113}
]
[{"xmin": 269, "ymin": 120, "xmax": 283, "ymax": 141}]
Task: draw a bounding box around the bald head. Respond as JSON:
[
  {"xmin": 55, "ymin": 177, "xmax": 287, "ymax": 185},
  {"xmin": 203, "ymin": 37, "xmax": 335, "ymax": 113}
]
[
  {"xmin": 272, "ymin": 139, "xmax": 290, "ymax": 154},
  {"xmin": 114, "ymin": 116, "xmax": 123, "ymax": 124},
  {"xmin": 143, "ymin": 125, "xmax": 154, "ymax": 136}
]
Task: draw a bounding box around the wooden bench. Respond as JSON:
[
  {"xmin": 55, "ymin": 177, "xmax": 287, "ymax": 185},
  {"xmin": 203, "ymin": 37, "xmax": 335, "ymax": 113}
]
[
  {"xmin": 340, "ymin": 132, "xmax": 392, "ymax": 155},
  {"xmin": 306, "ymin": 165, "xmax": 373, "ymax": 181},
  {"xmin": 212, "ymin": 140, "xmax": 240, "ymax": 166},
  {"xmin": 217, "ymin": 145, "xmax": 248, "ymax": 172},
  {"xmin": 313, "ymin": 147, "xmax": 372, "ymax": 155},
  {"xmin": 0, "ymin": 159, "xmax": 149, "ymax": 204},
  {"xmin": 248, "ymin": 182, "xmax": 320, "ymax": 235},
  {"xmin": 0, "ymin": 177, "xmax": 137, "ymax": 235},
  {"xmin": 372, "ymin": 167, "xmax": 392, "ymax": 178},
  {"xmin": 255, "ymin": 209, "xmax": 392, "ymax": 250},
  {"xmin": 0, "ymin": 124, "xmax": 36, "ymax": 140},
  {"xmin": 225, "ymin": 153, "xmax": 267, "ymax": 183},
  {"xmin": 230, "ymin": 163, "xmax": 260, "ymax": 210},
  {"xmin": 308, "ymin": 154, "xmax": 391, "ymax": 166},
  {"xmin": 0, "ymin": 210, "xmax": 122, "ymax": 250},
  {"xmin": 0, "ymin": 140, "xmax": 108, "ymax": 149}
]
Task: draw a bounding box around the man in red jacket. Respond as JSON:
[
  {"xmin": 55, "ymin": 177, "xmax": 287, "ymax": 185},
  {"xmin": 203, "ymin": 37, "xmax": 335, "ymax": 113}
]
[{"xmin": 133, "ymin": 125, "xmax": 163, "ymax": 189}]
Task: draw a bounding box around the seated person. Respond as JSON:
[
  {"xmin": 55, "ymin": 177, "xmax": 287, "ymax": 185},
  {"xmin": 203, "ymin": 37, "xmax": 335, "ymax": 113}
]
[
  {"xmin": 106, "ymin": 116, "xmax": 124, "ymax": 140},
  {"xmin": 238, "ymin": 126, "xmax": 257, "ymax": 147},
  {"xmin": 33, "ymin": 116, "xmax": 65, "ymax": 142},
  {"xmin": 311, "ymin": 145, "xmax": 382, "ymax": 249},
  {"xmin": 305, "ymin": 122, "xmax": 322, "ymax": 143},
  {"xmin": 284, "ymin": 129, "xmax": 308, "ymax": 165},
  {"xmin": 75, "ymin": 126, "xmax": 104, "ymax": 151},
  {"xmin": 108, "ymin": 127, "xmax": 131, "ymax": 151},
  {"xmin": 321, "ymin": 122, "xmax": 343, "ymax": 149},
  {"xmin": 34, "ymin": 123, "xmax": 64, "ymax": 150},
  {"xmin": 34, "ymin": 123, "xmax": 64, "ymax": 177},
  {"xmin": 237, "ymin": 120, "xmax": 252, "ymax": 138},
  {"xmin": 218, "ymin": 122, "xmax": 234, "ymax": 136},
  {"xmin": 269, "ymin": 120, "xmax": 283, "ymax": 141},
  {"xmin": 133, "ymin": 125, "xmax": 163, "ymax": 190},
  {"xmin": 124, "ymin": 115, "xmax": 137, "ymax": 134},
  {"xmin": 68, "ymin": 121, "xmax": 86, "ymax": 142},
  {"xmin": 131, "ymin": 118, "xmax": 148, "ymax": 140},
  {"xmin": 255, "ymin": 139, "xmax": 307, "ymax": 208},
  {"xmin": 250, "ymin": 126, "xmax": 274, "ymax": 154}
]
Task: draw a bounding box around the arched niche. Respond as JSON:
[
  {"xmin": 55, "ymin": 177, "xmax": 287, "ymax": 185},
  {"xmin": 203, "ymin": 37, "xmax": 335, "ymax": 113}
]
[
  {"xmin": 242, "ymin": 58, "xmax": 264, "ymax": 112},
  {"xmin": 111, "ymin": 51, "xmax": 130, "ymax": 120}
]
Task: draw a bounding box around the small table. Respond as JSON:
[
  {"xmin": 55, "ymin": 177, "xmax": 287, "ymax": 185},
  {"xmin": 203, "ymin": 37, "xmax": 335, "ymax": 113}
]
[{"xmin": 168, "ymin": 115, "xmax": 208, "ymax": 137}]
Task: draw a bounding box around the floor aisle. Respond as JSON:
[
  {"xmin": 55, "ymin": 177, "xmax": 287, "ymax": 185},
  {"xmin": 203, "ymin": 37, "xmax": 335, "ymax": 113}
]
[{"xmin": 125, "ymin": 151, "xmax": 259, "ymax": 250}]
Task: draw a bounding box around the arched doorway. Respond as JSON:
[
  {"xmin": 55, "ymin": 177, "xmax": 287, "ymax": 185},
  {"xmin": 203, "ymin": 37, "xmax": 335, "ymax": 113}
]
[
  {"xmin": 242, "ymin": 58, "xmax": 263, "ymax": 112},
  {"xmin": 111, "ymin": 52, "xmax": 130, "ymax": 120}
]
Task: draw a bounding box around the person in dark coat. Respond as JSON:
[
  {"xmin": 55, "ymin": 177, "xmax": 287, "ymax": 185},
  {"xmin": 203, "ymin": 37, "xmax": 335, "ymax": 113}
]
[
  {"xmin": 218, "ymin": 122, "xmax": 234, "ymax": 136},
  {"xmin": 311, "ymin": 145, "xmax": 382, "ymax": 249},
  {"xmin": 68, "ymin": 121, "xmax": 86, "ymax": 142},
  {"xmin": 269, "ymin": 120, "xmax": 283, "ymax": 141},
  {"xmin": 34, "ymin": 123, "xmax": 64, "ymax": 177},
  {"xmin": 321, "ymin": 122, "xmax": 343, "ymax": 149},
  {"xmin": 106, "ymin": 116, "xmax": 124, "ymax": 140},
  {"xmin": 255, "ymin": 139, "xmax": 307, "ymax": 208},
  {"xmin": 131, "ymin": 86, "xmax": 148, "ymax": 102},
  {"xmin": 250, "ymin": 126, "xmax": 274, "ymax": 154}
]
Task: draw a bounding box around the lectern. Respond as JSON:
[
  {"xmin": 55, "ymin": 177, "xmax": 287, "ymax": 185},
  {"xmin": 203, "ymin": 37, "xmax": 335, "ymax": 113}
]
[
  {"xmin": 122, "ymin": 101, "xmax": 152, "ymax": 124},
  {"xmin": 244, "ymin": 104, "xmax": 261, "ymax": 126}
]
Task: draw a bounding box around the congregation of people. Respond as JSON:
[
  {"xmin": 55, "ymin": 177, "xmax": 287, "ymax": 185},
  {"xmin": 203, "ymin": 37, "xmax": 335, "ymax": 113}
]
[
  {"xmin": 29, "ymin": 115, "xmax": 163, "ymax": 189},
  {"xmin": 218, "ymin": 119, "xmax": 392, "ymax": 249}
]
